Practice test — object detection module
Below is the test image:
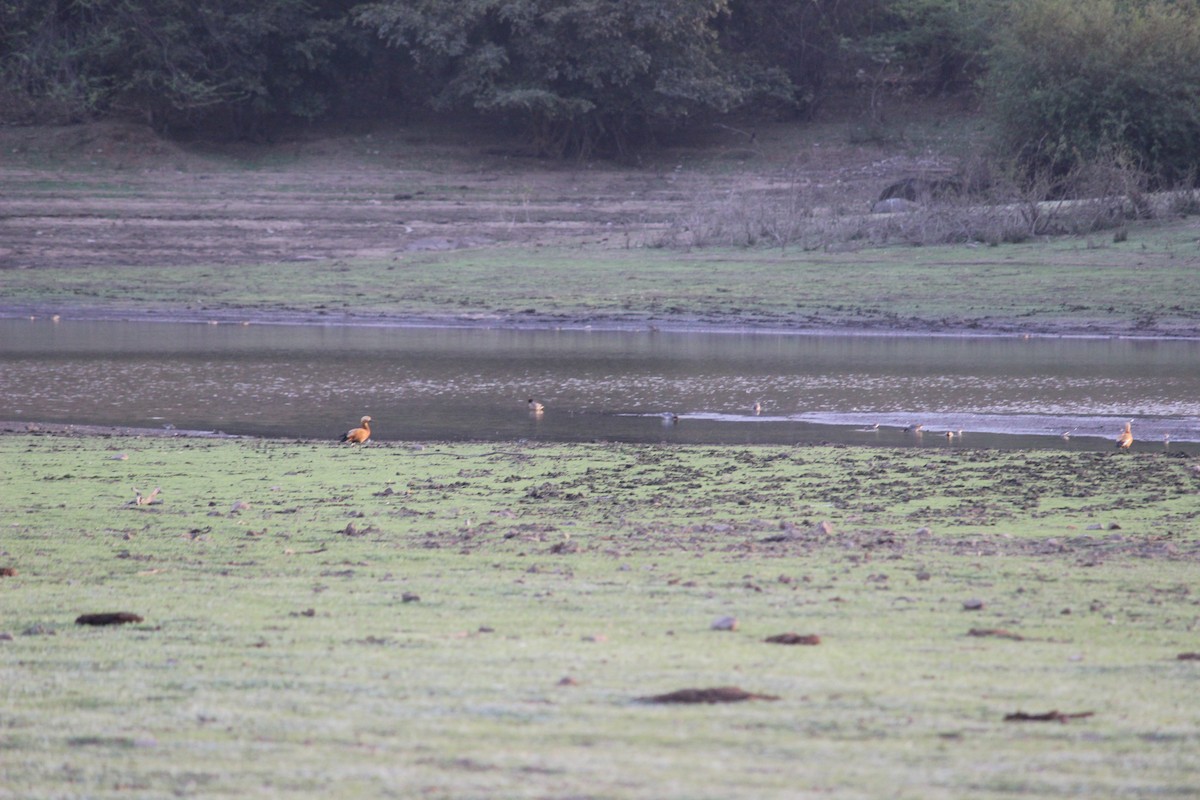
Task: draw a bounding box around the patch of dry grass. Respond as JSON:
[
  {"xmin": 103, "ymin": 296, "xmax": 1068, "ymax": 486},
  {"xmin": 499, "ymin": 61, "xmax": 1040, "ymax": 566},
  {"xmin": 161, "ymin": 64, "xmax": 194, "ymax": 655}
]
[{"xmin": 671, "ymin": 154, "xmax": 1200, "ymax": 251}]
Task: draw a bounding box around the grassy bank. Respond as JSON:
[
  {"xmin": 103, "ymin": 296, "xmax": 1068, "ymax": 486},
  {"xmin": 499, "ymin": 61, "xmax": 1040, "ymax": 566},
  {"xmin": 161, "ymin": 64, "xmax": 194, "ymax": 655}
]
[
  {"xmin": 2, "ymin": 433, "xmax": 1198, "ymax": 798},
  {"xmin": 5, "ymin": 222, "xmax": 1200, "ymax": 336}
]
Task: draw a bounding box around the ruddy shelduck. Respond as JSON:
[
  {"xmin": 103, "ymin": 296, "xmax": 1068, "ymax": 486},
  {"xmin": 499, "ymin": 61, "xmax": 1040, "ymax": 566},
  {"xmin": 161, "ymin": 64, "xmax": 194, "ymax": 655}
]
[
  {"xmin": 341, "ymin": 415, "xmax": 372, "ymax": 444},
  {"xmin": 1116, "ymin": 420, "xmax": 1133, "ymax": 450}
]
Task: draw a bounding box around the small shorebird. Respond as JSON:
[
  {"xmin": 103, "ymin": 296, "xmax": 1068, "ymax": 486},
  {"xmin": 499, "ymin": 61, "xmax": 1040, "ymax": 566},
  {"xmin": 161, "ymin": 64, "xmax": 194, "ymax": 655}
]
[
  {"xmin": 904, "ymin": 423, "xmax": 924, "ymax": 434},
  {"xmin": 341, "ymin": 415, "xmax": 372, "ymax": 445},
  {"xmin": 1116, "ymin": 420, "xmax": 1133, "ymax": 450},
  {"xmin": 1060, "ymin": 428, "xmax": 1077, "ymax": 441},
  {"xmin": 527, "ymin": 398, "xmax": 545, "ymax": 414},
  {"xmin": 753, "ymin": 401, "xmax": 762, "ymax": 415}
]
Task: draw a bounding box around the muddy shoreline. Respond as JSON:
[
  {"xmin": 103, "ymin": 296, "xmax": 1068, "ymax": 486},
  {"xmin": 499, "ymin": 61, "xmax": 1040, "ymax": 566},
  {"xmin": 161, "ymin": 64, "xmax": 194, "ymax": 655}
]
[
  {"xmin": 0, "ymin": 420, "xmax": 241, "ymax": 439},
  {"xmin": 6, "ymin": 303, "xmax": 1200, "ymax": 341}
]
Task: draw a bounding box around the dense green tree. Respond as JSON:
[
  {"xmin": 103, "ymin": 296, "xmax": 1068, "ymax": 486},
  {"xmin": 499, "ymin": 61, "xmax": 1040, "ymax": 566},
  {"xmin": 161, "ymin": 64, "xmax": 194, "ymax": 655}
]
[
  {"xmin": 20, "ymin": 0, "xmax": 1196, "ymax": 178},
  {"xmin": 2, "ymin": 0, "xmax": 1015, "ymax": 147},
  {"xmin": 720, "ymin": 0, "xmax": 888, "ymax": 116},
  {"xmin": 0, "ymin": 0, "xmax": 381, "ymax": 135},
  {"xmin": 0, "ymin": 1, "xmax": 101, "ymax": 122},
  {"xmin": 869, "ymin": 0, "xmax": 1000, "ymax": 93},
  {"xmin": 353, "ymin": 0, "xmax": 775, "ymax": 156},
  {"xmin": 986, "ymin": 0, "xmax": 1200, "ymax": 184}
]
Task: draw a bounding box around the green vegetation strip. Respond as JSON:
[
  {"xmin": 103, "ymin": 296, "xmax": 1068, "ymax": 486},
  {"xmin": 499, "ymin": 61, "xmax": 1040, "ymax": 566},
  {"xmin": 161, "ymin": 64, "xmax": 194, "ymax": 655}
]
[
  {"xmin": 6, "ymin": 220, "xmax": 1200, "ymax": 336},
  {"xmin": 2, "ymin": 433, "xmax": 1199, "ymax": 798}
]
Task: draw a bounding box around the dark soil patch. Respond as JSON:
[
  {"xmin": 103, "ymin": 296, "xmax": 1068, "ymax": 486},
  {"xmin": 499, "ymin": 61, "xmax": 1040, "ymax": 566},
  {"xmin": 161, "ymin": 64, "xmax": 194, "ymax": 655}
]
[
  {"xmin": 764, "ymin": 633, "xmax": 821, "ymax": 645},
  {"xmin": 638, "ymin": 686, "xmax": 781, "ymax": 704},
  {"xmin": 967, "ymin": 628, "xmax": 1026, "ymax": 641},
  {"xmin": 1004, "ymin": 710, "xmax": 1095, "ymax": 723},
  {"xmin": 75, "ymin": 612, "xmax": 144, "ymax": 626}
]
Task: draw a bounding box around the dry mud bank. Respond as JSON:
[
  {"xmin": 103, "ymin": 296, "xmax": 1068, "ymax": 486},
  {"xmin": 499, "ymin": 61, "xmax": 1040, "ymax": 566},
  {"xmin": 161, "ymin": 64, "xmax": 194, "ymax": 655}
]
[{"xmin": 5, "ymin": 119, "xmax": 1199, "ymax": 337}]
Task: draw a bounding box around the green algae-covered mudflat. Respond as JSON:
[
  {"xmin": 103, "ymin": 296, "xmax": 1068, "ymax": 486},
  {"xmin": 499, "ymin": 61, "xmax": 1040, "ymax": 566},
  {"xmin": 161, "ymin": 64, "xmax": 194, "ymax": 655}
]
[
  {"xmin": 6, "ymin": 224, "xmax": 1200, "ymax": 338},
  {"xmin": 2, "ymin": 432, "xmax": 1198, "ymax": 798}
]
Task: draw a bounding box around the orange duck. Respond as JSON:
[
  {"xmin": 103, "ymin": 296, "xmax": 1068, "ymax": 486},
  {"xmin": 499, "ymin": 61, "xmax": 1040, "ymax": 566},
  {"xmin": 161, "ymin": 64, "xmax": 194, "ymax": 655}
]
[
  {"xmin": 341, "ymin": 415, "xmax": 372, "ymax": 445},
  {"xmin": 1116, "ymin": 420, "xmax": 1133, "ymax": 450}
]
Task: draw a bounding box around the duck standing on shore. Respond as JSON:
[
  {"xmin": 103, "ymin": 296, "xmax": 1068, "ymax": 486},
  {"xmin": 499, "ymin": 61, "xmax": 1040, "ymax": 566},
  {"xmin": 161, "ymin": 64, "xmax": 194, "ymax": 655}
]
[
  {"xmin": 341, "ymin": 415, "xmax": 372, "ymax": 445},
  {"xmin": 1116, "ymin": 420, "xmax": 1133, "ymax": 450}
]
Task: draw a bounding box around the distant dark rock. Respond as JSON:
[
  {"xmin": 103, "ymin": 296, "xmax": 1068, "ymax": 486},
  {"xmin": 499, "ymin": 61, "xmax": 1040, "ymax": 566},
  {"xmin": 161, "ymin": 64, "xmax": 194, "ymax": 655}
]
[
  {"xmin": 75, "ymin": 612, "xmax": 143, "ymax": 626},
  {"xmin": 638, "ymin": 686, "xmax": 780, "ymax": 704}
]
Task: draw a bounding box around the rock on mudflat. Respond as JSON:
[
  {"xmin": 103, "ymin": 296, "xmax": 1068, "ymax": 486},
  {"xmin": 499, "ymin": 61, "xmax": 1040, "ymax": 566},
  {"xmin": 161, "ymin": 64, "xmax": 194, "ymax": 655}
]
[
  {"xmin": 638, "ymin": 686, "xmax": 780, "ymax": 704},
  {"xmin": 75, "ymin": 612, "xmax": 143, "ymax": 626}
]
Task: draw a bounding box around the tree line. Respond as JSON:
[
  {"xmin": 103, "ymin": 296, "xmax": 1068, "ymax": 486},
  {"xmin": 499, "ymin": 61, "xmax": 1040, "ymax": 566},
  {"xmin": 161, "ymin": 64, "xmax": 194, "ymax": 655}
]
[{"xmin": 2, "ymin": 0, "xmax": 1198, "ymax": 181}]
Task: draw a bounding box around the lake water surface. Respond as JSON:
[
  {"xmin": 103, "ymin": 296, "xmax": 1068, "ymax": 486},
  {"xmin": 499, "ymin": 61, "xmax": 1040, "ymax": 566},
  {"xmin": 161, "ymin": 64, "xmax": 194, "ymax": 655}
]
[{"xmin": 3, "ymin": 318, "xmax": 1199, "ymax": 451}]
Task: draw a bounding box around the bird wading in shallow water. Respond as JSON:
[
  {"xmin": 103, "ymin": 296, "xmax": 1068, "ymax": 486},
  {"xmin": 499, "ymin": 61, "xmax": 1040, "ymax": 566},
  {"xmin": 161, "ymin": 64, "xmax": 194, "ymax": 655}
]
[
  {"xmin": 1116, "ymin": 420, "xmax": 1133, "ymax": 450},
  {"xmin": 341, "ymin": 415, "xmax": 372, "ymax": 445},
  {"xmin": 527, "ymin": 398, "xmax": 545, "ymax": 414}
]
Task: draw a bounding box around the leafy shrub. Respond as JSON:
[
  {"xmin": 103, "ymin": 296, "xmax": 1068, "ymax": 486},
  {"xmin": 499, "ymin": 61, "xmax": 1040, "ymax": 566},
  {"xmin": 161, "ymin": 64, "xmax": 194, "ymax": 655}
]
[
  {"xmin": 0, "ymin": 2, "xmax": 108, "ymax": 124},
  {"xmin": 719, "ymin": 0, "xmax": 887, "ymax": 117},
  {"xmin": 986, "ymin": 0, "xmax": 1200, "ymax": 186},
  {"xmin": 864, "ymin": 0, "xmax": 1002, "ymax": 94}
]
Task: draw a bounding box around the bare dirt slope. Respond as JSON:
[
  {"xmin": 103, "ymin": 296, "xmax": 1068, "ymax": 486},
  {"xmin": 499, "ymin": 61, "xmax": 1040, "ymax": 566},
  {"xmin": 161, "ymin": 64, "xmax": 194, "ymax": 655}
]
[{"xmin": 0, "ymin": 114, "xmax": 960, "ymax": 271}]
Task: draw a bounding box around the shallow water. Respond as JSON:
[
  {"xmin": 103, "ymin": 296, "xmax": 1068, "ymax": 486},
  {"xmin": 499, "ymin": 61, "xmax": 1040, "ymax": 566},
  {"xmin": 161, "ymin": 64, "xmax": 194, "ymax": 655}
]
[{"xmin": 3, "ymin": 318, "xmax": 1199, "ymax": 451}]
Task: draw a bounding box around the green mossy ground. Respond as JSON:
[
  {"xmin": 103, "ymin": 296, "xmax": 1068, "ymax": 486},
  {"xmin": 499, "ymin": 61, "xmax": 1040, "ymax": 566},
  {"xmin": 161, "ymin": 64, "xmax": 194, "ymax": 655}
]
[
  {"xmin": 5, "ymin": 224, "xmax": 1200, "ymax": 336},
  {"xmin": 3, "ymin": 434, "xmax": 1198, "ymax": 798}
]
